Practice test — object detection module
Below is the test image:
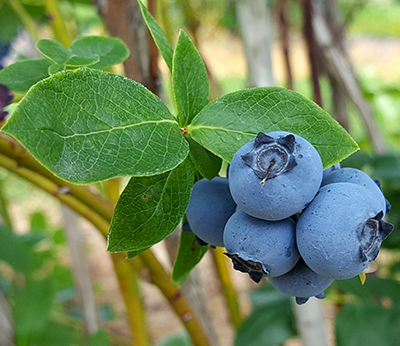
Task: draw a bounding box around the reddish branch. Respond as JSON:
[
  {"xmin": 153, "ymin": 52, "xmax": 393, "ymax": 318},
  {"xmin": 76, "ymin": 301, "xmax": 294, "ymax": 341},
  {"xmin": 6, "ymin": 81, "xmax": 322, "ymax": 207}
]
[{"xmin": 277, "ymin": 0, "xmax": 294, "ymax": 90}]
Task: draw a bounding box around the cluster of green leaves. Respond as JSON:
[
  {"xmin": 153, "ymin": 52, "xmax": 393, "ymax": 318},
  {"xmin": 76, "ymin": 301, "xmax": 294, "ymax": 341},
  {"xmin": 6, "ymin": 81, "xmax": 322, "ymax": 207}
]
[
  {"xmin": 0, "ymin": 36, "xmax": 129, "ymax": 94},
  {"xmin": 234, "ymin": 284, "xmax": 295, "ymax": 346},
  {"xmin": 156, "ymin": 273, "xmax": 400, "ymax": 346},
  {"xmin": 0, "ymin": 0, "xmax": 359, "ymax": 286},
  {"xmin": 0, "ymin": 0, "xmax": 43, "ymax": 44},
  {"xmin": 333, "ymin": 276, "xmax": 400, "ymax": 346},
  {"xmin": 0, "ymin": 212, "xmax": 111, "ymax": 346}
]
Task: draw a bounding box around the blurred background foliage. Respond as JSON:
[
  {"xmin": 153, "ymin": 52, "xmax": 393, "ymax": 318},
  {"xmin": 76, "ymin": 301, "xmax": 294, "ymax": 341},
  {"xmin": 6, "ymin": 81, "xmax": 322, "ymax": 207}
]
[{"xmin": 1, "ymin": 0, "xmax": 400, "ymax": 345}]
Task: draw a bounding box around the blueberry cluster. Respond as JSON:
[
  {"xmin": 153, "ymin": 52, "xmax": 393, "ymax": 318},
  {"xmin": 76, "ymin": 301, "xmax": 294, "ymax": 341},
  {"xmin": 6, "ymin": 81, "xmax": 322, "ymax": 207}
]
[{"xmin": 185, "ymin": 131, "xmax": 394, "ymax": 305}]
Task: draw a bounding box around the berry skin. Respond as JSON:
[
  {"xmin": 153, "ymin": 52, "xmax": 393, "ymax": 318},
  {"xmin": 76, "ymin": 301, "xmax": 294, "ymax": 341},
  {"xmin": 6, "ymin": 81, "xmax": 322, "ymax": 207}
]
[
  {"xmin": 268, "ymin": 259, "xmax": 334, "ymax": 305},
  {"xmin": 228, "ymin": 131, "xmax": 323, "ymax": 221},
  {"xmin": 223, "ymin": 209, "xmax": 299, "ymax": 281},
  {"xmin": 321, "ymin": 167, "xmax": 387, "ymax": 215},
  {"xmin": 185, "ymin": 177, "xmax": 236, "ymax": 247},
  {"xmin": 373, "ymin": 178, "xmax": 391, "ymax": 214},
  {"xmin": 296, "ymin": 183, "xmax": 393, "ymax": 280},
  {"xmin": 322, "ymin": 162, "xmax": 341, "ymax": 179}
]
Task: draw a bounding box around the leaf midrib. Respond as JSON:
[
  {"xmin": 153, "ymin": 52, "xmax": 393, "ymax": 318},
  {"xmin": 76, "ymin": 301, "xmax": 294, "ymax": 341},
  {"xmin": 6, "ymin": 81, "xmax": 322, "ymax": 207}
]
[{"xmin": 35, "ymin": 119, "xmax": 179, "ymax": 139}]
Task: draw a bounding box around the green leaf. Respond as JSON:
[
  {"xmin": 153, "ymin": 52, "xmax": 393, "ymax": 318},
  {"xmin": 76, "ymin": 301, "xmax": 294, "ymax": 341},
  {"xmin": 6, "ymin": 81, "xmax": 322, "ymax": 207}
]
[
  {"xmin": 249, "ymin": 282, "xmax": 293, "ymax": 309},
  {"xmin": 13, "ymin": 278, "xmax": 55, "ymax": 345},
  {"xmin": 333, "ymin": 276, "xmax": 400, "ymax": 304},
  {"xmin": 36, "ymin": 39, "xmax": 74, "ymax": 65},
  {"xmin": 172, "ymin": 227, "xmax": 209, "ymax": 286},
  {"xmin": 2, "ymin": 68, "xmax": 189, "ymax": 184},
  {"xmin": 30, "ymin": 211, "xmax": 47, "ymax": 232},
  {"xmin": 336, "ymin": 303, "xmax": 400, "ymax": 346},
  {"xmin": 37, "ymin": 37, "xmax": 125, "ymax": 69},
  {"xmin": 0, "ymin": 59, "xmax": 51, "ymax": 94},
  {"xmin": 70, "ymin": 36, "xmax": 130, "ymax": 69},
  {"xmin": 234, "ymin": 284, "xmax": 295, "ymax": 346},
  {"xmin": 0, "ymin": 2, "xmax": 22, "ymax": 44},
  {"xmin": 370, "ymin": 153, "xmax": 400, "ymax": 181},
  {"xmin": 39, "ymin": 321, "xmax": 82, "ymax": 346},
  {"xmin": 186, "ymin": 136, "xmax": 222, "ymax": 180},
  {"xmin": 65, "ymin": 54, "xmax": 100, "ymax": 67},
  {"xmin": 188, "ymin": 87, "xmax": 359, "ymax": 169},
  {"xmin": 0, "ymin": 226, "xmax": 44, "ymax": 274},
  {"xmin": 87, "ymin": 330, "xmax": 110, "ymax": 346},
  {"xmin": 48, "ymin": 63, "xmax": 66, "ymax": 75},
  {"xmin": 138, "ymin": 0, "xmax": 174, "ymax": 72},
  {"xmin": 126, "ymin": 247, "xmax": 150, "ymax": 259},
  {"xmin": 107, "ymin": 159, "xmax": 195, "ymax": 252},
  {"xmin": 156, "ymin": 332, "xmax": 192, "ymax": 346},
  {"xmin": 173, "ymin": 30, "xmax": 209, "ymax": 127}
]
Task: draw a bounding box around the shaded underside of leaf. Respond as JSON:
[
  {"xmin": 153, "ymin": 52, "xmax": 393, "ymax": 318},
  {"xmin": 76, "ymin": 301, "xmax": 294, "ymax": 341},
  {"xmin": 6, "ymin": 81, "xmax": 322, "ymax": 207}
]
[
  {"xmin": 65, "ymin": 54, "xmax": 100, "ymax": 67},
  {"xmin": 126, "ymin": 247, "xmax": 150, "ymax": 259},
  {"xmin": 107, "ymin": 159, "xmax": 195, "ymax": 252},
  {"xmin": 186, "ymin": 135, "xmax": 221, "ymax": 180},
  {"xmin": 13, "ymin": 277, "xmax": 55, "ymax": 345},
  {"xmin": 234, "ymin": 284, "xmax": 295, "ymax": 346},
  {"xmin": 335, "ymin": 303, "xmax": 400, "ymax": 346},
  {"xmin": 172, "ymin": 228, "xmax": 209, "ymax": 286},
  {"xmin": 188, "ymin": 87, "xmax": 359, "ymax": 169},
  {"xmin": 2, "ymin": 68, "xmax": 189, "ymax": 184},
  {"xmin": 0, "ymin": 59, "xmax": 51, "ymax": 94}
]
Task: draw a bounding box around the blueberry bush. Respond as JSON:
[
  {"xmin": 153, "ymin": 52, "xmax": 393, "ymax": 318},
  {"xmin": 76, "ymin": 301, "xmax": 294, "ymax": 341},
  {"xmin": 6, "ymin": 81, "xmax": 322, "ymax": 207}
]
[{"xmin": 0, "ymin": 0, "xmax": 398, "ymax": 345}]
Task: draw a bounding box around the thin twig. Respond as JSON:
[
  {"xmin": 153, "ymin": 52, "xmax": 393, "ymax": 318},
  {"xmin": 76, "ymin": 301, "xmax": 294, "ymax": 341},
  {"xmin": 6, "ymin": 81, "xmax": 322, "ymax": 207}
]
[
  {"xmin": 210, "ymin": 247, "xmax": 243, "ymax": 329},
  {"xmin": 44, "ymin": 0, "xmax": 72, "ymax": 47},
  {"xmin": 0, "ymin": 145, "xmax": 212, "ymax": 346},
  {"xmin": 140, "ymin": 249, "xmax": 211, "ymax": 346}
]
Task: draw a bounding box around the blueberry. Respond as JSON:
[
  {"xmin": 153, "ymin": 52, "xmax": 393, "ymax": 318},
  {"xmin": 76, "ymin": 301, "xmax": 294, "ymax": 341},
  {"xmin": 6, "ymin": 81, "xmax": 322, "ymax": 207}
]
[
  {"xmin": 372, "ymin": 178, "xmax": 391, "ymax": 214},
  {"xmin": 223, "ymin": 209, "xmax": 299, "ymax": 281},
  {"xmin": 296, "ymin": 183, "xmax": 393, "ymax": 280},
  {"xmin": 322, "ymin": 162, "xmax": 341, "ymax": 179},
  {"xmin": 229, "ymin": 131, "xmax": 323, "ymax": 221},
  {"xmin": 185, "ymin": 177, "xmax": 236, "ymax": 247},
  {"xmin": 268, "ymin": 258, "xmax": 334, "ymax": 305},
  {"xmin": 321, "ymin": 167, "xmax": 387, "ymax": 215}
]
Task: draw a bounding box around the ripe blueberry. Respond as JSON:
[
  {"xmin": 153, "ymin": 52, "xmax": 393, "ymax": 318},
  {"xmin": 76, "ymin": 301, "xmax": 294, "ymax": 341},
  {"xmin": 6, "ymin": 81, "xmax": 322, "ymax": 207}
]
[
  {"xmin": 321, "ymin": 167, "xmax": 387, "ymax": 215},
  {"xmin": 229, "ymin": 131, "xmax": 323, "ymax": 221},
  {"xmin": 185, "ymin": 177, "xmax": 236, "ymax": 247},
  {"xmin": 268, "ymin": 258, "xmax": 334, "ymax": 305},
  {"xmin": 296, "ymin": 183, "xmax": 393, "ymax": 280},
  {"xmin": 223, "ymin": 209, "xmax": 299, "ymax": 282},
  {"xmin": 322, "ymin": 162, "xmax": 341, "ymax": 179}
]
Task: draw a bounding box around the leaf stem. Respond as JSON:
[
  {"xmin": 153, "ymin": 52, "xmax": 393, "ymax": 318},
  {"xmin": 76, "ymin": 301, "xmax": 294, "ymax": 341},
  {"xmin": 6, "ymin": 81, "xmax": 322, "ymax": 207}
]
[
  {"xmin": 0, "ymin": 153, "xmax": 111, "ymax": 236},
  {"xmin": 139, "ymin": 249, "xmax": 211, "ymax": 346},
  {"xmin": 211, "ymin": 247, "xmax": 243, "ymax": 329},
  {"xmin": 112, "ymin": 254, "xmax": 151, "ymax": 346},
  {"xmin": 105, "ymin": 177, "xmax": 151, "ymax": 346},
  {"xmin": 44, "ymin": 0, "xmax": 72, "ymax": 47},
  {"xmin": 8, "ymin": 0, "xmax": 40, "ymax": 41},
  {"xmin": 0, "ymin": 141, "xmax": 211, "ymax": 345},
  {"xmin": 0, "ymin": 152, "xmax": 151, "ymax": 345},
  {"xmin": 0, "ymin": 178, "xmax": 13, "ymax": 230},
  {"xmin": 0, "ymin": 134, "xmax": 115, "ymax": 222}
]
